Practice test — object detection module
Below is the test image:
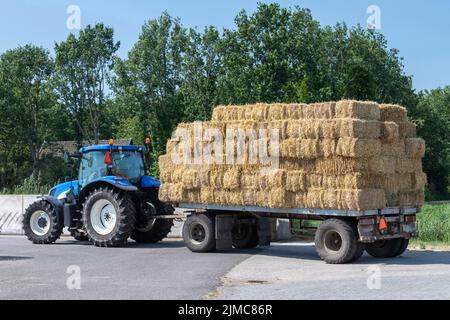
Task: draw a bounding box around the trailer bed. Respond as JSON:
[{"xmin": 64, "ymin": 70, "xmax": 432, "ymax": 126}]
[{"xmin": 178, "ymin": 203, "xmax": 419, "ymax": 218}]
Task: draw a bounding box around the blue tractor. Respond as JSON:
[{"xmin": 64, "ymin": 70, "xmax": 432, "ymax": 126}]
[{"xmin": 22, "ymin": 140, "xmax": 174, "ymax": 247}]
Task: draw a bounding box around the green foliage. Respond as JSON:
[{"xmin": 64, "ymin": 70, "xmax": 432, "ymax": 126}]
[
  {"xmin": 410, "ymin": 88, "xmax": 450, "ymax": 197},
  {"xmin": 54, "ymin": 23, "xmax": 120, "ymax": 144},
  {"xmin": 0, "ymin": 177, "xmax": 55, "ymax": 195},
  {"xmin": 416, "ymin": 204, "xmax": 450, "ymax": 243}
]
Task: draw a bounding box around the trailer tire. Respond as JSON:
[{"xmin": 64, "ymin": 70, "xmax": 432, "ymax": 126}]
[
  {"xmin": 183, "ymin": 214, "xmax": 216, "ymax": 253},
  {"xmin": 315, "ymin": 219, "xmax": 361, "ymax": 264},
  {"xmin": 395, "ymin": 239, "xmax": 410, "ymax": 257},
  {"xmin": 83, "ymin": 187, "xmax": 136, "ymax": 247},
  {"xmin": 23, "ymin": 200, "xmax": 63, "ymax": 244},
  {"xmin": 232, "ymin": 222, "xmax": 259, "ymax": 249},
  {"xmin": 365, "ymin": 239, "xmax": 403, "ymax": 258},
  {"xmin": 131, "ymin": 203, "xmax": 174, "ymax": 243}
]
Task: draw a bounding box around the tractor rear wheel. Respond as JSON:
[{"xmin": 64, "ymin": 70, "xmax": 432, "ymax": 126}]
[
  {"xmin": 83, "ymin": 187, "xmax": 136, "ymax": 247},
  {"xmin": 131, "ymin": 203, "xmax": 174, "ymax": 243},
  {"xmin": 23, "ymin": 200, "xmax": 63, "ymax": 244}
]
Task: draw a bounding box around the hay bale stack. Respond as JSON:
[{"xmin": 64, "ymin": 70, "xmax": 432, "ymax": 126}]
[{"xmin": 159, "ymin": 100, "xmax": 426, "ymax": 210}]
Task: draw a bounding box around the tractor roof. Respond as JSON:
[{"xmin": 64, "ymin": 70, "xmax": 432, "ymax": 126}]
[{"xmin": 80, "ymin": 145, "xmax": 144, "ymax": 153}]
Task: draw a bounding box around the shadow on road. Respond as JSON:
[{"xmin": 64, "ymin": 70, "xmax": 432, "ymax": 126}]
[
  {"xmin": 215, "ymin": 243, "xmax": 450, "ymax": 265},
  {"xmin": 0, "ymin": 256, "xmax": 33, "ymax": 262}
]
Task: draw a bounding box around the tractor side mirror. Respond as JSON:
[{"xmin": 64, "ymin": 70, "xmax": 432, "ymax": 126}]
[{"xmin": 63, "ymin": 151, "xmax": 70, "ymax": 164}]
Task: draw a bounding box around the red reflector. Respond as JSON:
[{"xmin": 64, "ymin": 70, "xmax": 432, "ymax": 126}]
[
  {"xmin": 104, "ymin": 151, "xmax": 113, "ymax": 165},
  {"xmin": 405, "ymin": 215, "xmax": 416, "ymax": 223},
  {"xmin": 114, "ymin": 177, "xmax": 123, "ymax": 181}
]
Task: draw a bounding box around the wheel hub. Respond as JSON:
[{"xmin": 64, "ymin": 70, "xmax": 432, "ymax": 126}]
[
  {"xmin": 190, "ymin": 223, "xmax": 206, "ymax": 244},
  {"xmin": 30, "ymin": 210, "xmax": 51, "ymax": 236},
  {"xmin": 324, "ymin": 230, "xmax": 343, "ymax": 253},
  {"xmin": 90, "ymin": 199, "xmax": 117, "ymax": 235}
]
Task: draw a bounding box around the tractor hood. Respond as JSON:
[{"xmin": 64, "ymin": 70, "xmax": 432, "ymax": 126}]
[{"xmin": 49, "ymin": 181, "xmax": 79, "ymax": 199}]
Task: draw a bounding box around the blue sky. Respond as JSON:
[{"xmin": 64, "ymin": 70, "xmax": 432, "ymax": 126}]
[{"xmin": 0, "ymin": 0, "xmax": 449, "ymax": 91}]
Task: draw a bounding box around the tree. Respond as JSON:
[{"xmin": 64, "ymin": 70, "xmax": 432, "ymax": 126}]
[
  {"xmin": 411, "ymin": 88, "xmax": 450, "ymax": 197},
  {"xmin": 0, "ymin": 45, "xmax": 64, "ymax": 182},
  {"xmin": 180, "ymin": 26, "xmax": 221, "ymax": 121},
  {"xmin": 113, "ymin": 12, "xmax": 187, "ymax": 155},
  {"xmin": 54, "ymin": 23, "xmax": 120, "ymax": 144}
]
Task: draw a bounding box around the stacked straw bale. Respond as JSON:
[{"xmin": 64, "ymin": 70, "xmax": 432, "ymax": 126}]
[{"xmin": 159, "ymin": 101, "xmax": 426, "ymax": 211}]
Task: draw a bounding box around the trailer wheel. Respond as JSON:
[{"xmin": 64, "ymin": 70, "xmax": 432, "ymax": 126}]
[
  {"xmin": 315, "ymin": 219, "xmax": 362, "ymax": 264},
  {"xmin": 23, "ymin": 200, "xmax": 63, "ymax": 244},
  {"xmin": 232, "ymin": 222, "xmax": 259, "ymax": 249},
  {"xmin": 83, "ymin": 187, "xmax": 136, "ymax": 247},
  {"xmin": 131, "ymin": 203, "xmax": 174, "ymax": 243},
  {"xmin": 183, "ymin": 214, "xmax": 216, "ymax": 253},
  {"xmin": 365, "ymin": 239, "xmax": 403, "ymax": 258},
  {"xmin": 395, "ymin": 239, "xmax": 410, "ymax": 257}
]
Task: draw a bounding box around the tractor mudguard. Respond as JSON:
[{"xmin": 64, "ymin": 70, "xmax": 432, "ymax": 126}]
[
  {"xmin": 39, "ymin": 196, "xmax": 65, "ymax": 223},
  {"xmin": 78, "ymin": 177, "xmax": 138, "ymax": 202}
]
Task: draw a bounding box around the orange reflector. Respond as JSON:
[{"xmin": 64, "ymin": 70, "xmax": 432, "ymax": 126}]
[
  {"xmin": 379, "ymin": 216, "xmax": 388, "ymax": 231},
  {"xmin": 108, "ymin": 139, "xmax": 114, "ymax": 146},
  {"xmin": 145, "ymin": 137, "xmax": 151, "ymax": 145}
]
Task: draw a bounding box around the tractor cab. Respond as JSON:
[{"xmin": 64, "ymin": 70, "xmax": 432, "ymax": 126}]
[{"xmin": 24, "ymin": 139, "xmax": 173, "ymax": 247}]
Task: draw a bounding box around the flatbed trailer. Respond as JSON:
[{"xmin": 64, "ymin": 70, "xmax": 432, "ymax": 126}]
[{"xmin": 174, "ymin": 203, "xmax": 420, "ymax": 264}]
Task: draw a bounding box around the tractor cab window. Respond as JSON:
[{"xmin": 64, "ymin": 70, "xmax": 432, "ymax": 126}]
[
  {"xmin": 79, "ymin": 151, "xmax": 108, "ymax": 187},
  {"xmin": 79, "ymin": 150, "xmax": 145, "ymax": 187},
  {"xmin": 110, "ymin": 151, "xmax": 145, "ymax": 183}
]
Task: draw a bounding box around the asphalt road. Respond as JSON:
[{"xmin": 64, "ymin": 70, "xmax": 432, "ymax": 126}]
[
  {"xmin": 212, "ymin": 242, "xmax": 450, "ymax": 300},
  {"xmin": 0, "ymin": 236, "xmax": 252, "ymax": 300},
  {"xmin": 1, "ymin": 236, "xmax": 449, "ymax": 300}
]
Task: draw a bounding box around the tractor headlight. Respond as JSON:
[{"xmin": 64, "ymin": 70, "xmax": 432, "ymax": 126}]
[{"xmin": 57, "ymin": 190, "xmax": 69, "ymax": 201}]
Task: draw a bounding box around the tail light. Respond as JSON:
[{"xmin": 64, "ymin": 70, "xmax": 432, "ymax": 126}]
[
  {"xmin": 405, "ymin": 215, "xmax": 416, "ymax": 223},
  {"xmin": 104, "ymin": 151, "xmax": 113, "ymax": 165}
]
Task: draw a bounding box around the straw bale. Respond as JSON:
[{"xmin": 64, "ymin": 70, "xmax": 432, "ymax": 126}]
[
  {"xmin": 411, "ymin": 172, "xmax": 427, "ymax": 191},
  {"xmin": 399, "ymin": 190, "xmax": 424, "ymax": 206},
  {"xmin": 269, "ymin": 188, "xmax": 288, "ymax": 208},
  {"xmin": 256, "ymin": 191, "xmax": 270, "ymax": 207},
  {"xmin": 268, "ymin": 104, "xmax": 287, "ymax": 121},
  {"xmin": 336, "ymin": 138, "xmax": 381, "ymax": 158},
  {"xmin": 307, "ymin": 174, "xmax": 324, "ymax": 188},
  {"xmin": 242, "ymin": 189, "xmax": 257, "ymax": 206},
  {"xmin": 285, "ymin": 171, "xmax": 306, "ymax": 192},
  {"xmin": 280, "ymin": 159, "xmax": 316, "ymax": 172},
  {"xmin": 159, "ymin": 155, "xmax": 175, "ymax": 172},
  {"xmin": 319, "ymin": 139, "xmax": 337, "ymax": 157},
  {"xmin": 383, "ymin": 174, "xmax": 412, "ymax": 191},
  {"xmin": 405, "ymin": 138, "xmax": 426, "ymax": 158},
  {"xmin": 223, "ymin": 168, "xmax": 241, "ymax": 190},
  {"xmin": 381, "ymin": 140, "xmax": 405, "ymax": 156},
  {"xmin": 209, "ymin": 169, "xmax": 224, "ymax": 188},
  {"xmin": 380, "ymin": 122, "xmax": 399, "ymax": 142},
  {"xmin": 212, "ymin": 106, "xmax": 226, "ymax": 121},
  {"xmin": 213, "ymin": 190, "xmax": 228, "ymax": 205},
  {"xmin": 286, "ymin": 192, "xmax": 306, "ymax": 208},
  {"xmin": 341, "ymin": 189, "xmax": 386, "ymax": 210},
  {"xmin": 303, "ymin": 102, "xmax": 336, "ymax": 119},
  {"xmin": 335, "ymin": 100, "xmax": 380, "ymax": 120},
  {"xmin": 181, "ymin": 169, "xmax": 199, "ymax": 190},
  {"xmin": 306, "ymin": 189, "xmax": 325, "ymax": 208},
  {"xmin": 268, "ymin": 121, "xmax": 288, "ymax": 139},
  {"xmin": 226, "ymin": 191, "xmax": 243, "ymax": 206},
  {"xmin": 338, "ymin": 119, "xmax": 381, "ymax": 139},
  {"xmin": 398, "ymin": 122, "xmax": 417, "ymax": 138},
  {"xmin": 240, "ymin": 172, "xmax": 259, "ymax": 188},
  {"xmin": 385, "ymin": 192, "xmax": 399, "ymax": 207},
  {"xmin": 200, "ymin": 188, "xmax": 215, "ymax": 204},
  {"xmin": 380, "ymin": 104, "xmax": 408, "ymax": 123},
  {"xmin": 251, "ymin": 104, "xmax": 270, "ymax": 121},
  {"xmin": 286, "ymin": 120, "xmax": 320, "ymax": 139},
  {"xmin": 285, "ymin": 104, "xmax": 305, "ymax": 120},
  {"xmin": 185, "ymin": 190, "xmax": 200, "ymax": 203},
  {"xmin": 396, "ymin": 158, "xmax": 422, "ymax": 174},
  {"xmin": 158, "ymin": 183, "xmax": 185, "ymax": 203}
]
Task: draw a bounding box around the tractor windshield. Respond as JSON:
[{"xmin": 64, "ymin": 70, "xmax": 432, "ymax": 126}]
[{"xmin": 79, "ymin": 150, "xmax": 145, "ymax": 187}]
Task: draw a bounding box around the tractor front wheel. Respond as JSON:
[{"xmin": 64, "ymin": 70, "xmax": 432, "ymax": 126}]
[
  {"xmin": 23, "ymin": 200, "xmax": 63, "ymax": 244},
  {"xmin": 83, "ymin": 187, "xmax": 136, "ymax": 247}
]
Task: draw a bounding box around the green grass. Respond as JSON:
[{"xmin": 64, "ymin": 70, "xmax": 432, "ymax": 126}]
[
  {"xmin": 416, "ymin": 204, "xmax": 450, "ymax": 244},
  {"xmin": 0, "ymin": 177, "xmax": 55, "ymax": 195}
]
